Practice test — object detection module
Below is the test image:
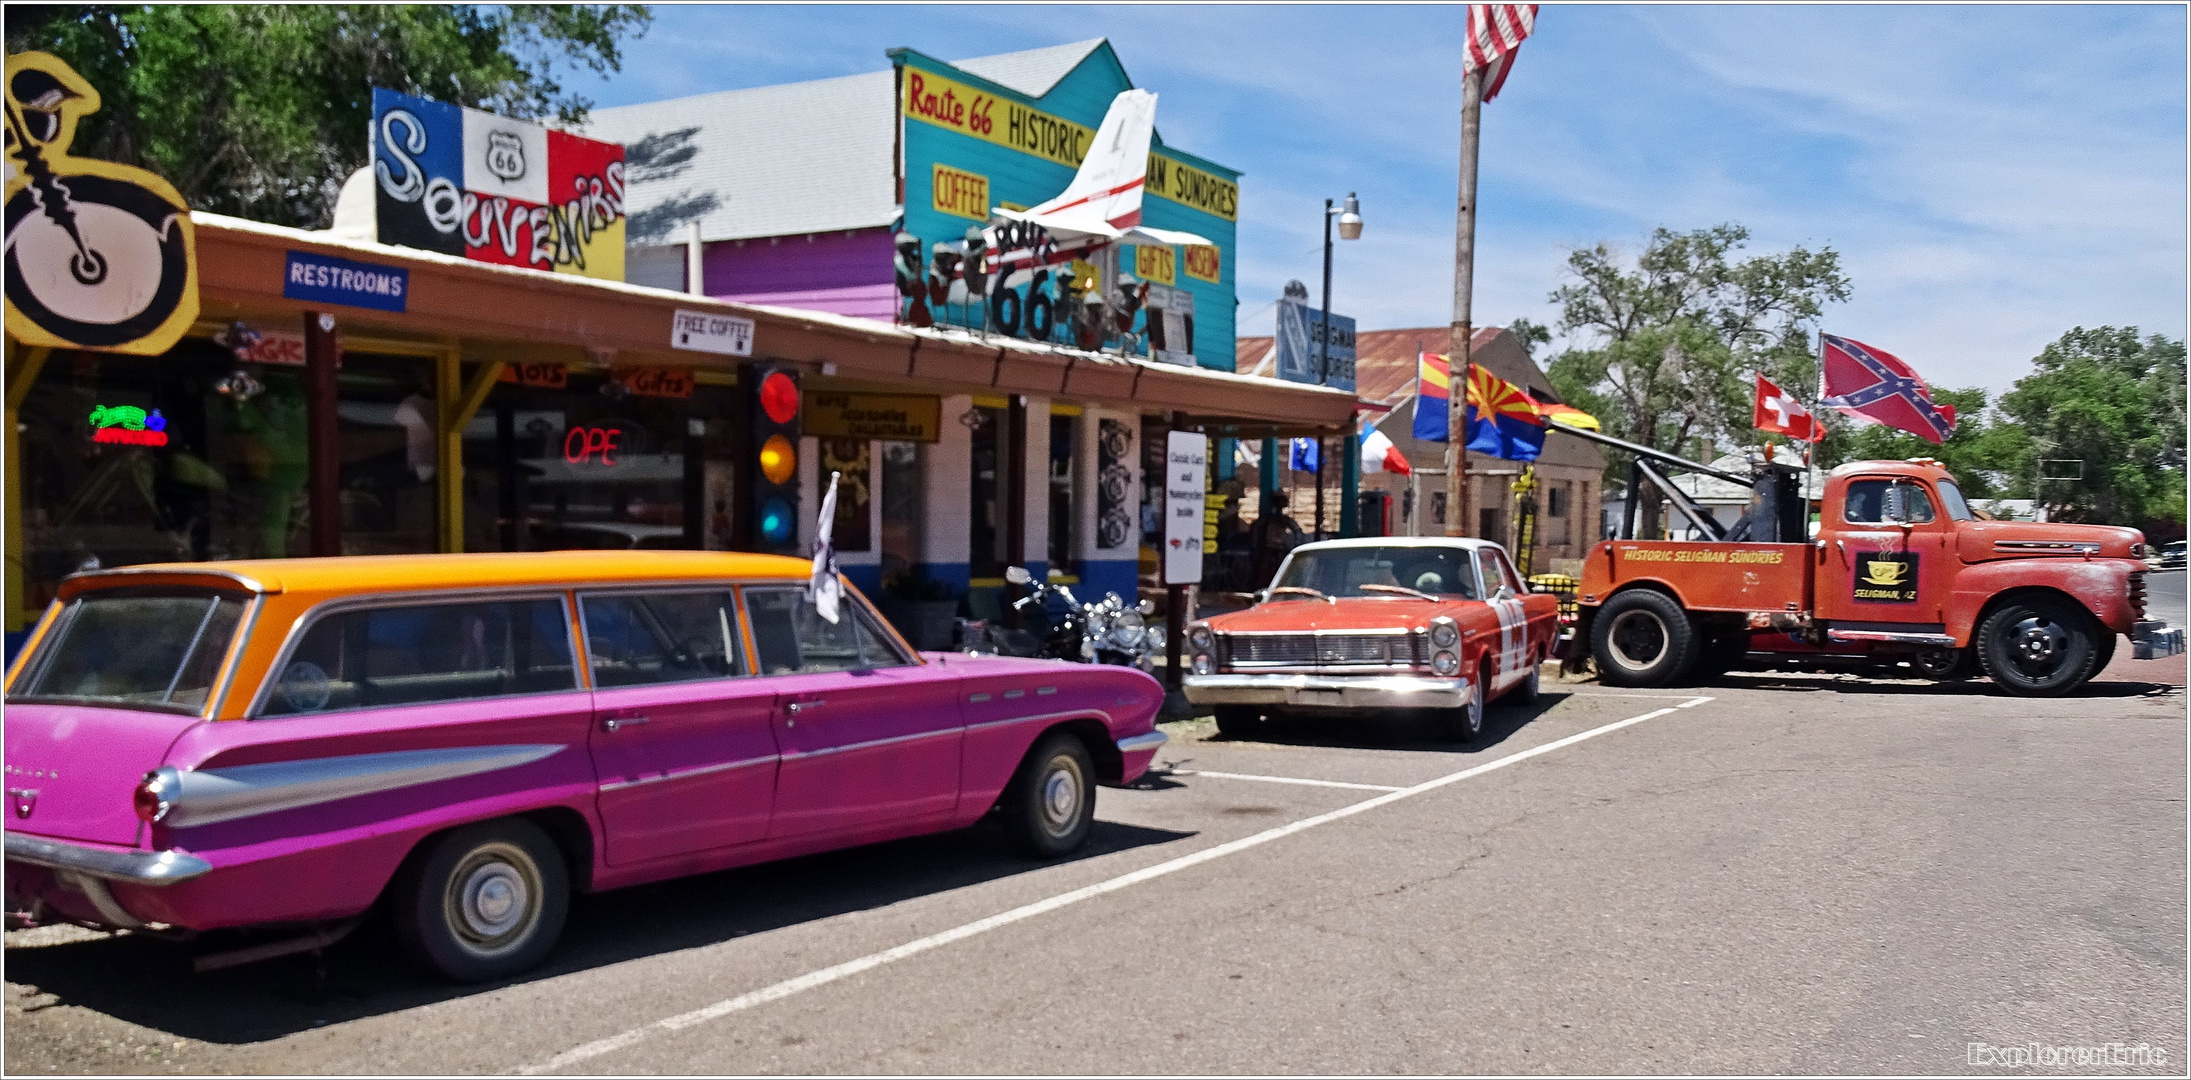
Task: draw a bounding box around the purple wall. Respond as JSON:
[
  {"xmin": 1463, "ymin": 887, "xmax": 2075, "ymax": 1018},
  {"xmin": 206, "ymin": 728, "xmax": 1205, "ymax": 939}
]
[{"xmin": 704, "ymin": 228, "xmax": 896, "ymax": 322}]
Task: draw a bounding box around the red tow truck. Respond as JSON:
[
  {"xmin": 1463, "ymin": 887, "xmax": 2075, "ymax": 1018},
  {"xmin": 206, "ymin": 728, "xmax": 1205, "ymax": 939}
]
[{"xmin": 1552, "ymin": 426, "xmax": 2183, "ymax": 697}]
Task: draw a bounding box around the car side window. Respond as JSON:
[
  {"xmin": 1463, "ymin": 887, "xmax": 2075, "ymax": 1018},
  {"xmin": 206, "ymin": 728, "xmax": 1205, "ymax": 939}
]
[
  {"xmin": 743, "ymin": 587, "xmax": 908, "ymax": 675},
  {"xmin": 261, "ymin": 597, "xmax": 576, "ymax": 716},
  {"xmin": 581, "ymin": 590, "xmax": 743, "ymax": 688},
  {"xmin": 1489, "ymin": 549, "xmax": 1526, "ymax": 594},
  {"xmin": 1475, "ymin": 549, "xmax": 1506, "ymax": 597}
]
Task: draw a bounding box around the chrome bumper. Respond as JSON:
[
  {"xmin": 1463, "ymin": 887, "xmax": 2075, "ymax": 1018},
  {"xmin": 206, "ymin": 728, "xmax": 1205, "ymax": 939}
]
[
  {"xmin": 1183, "ymin": 672, "xmax": 1472, "ymax": 709},
  {"xmin": 1115, "ymin": 731, "xmax": 1168, "ymax": 754},
  {"xmin": 5, "ymin": 832, "xmax": 212, "ymax": 886},
  {"xmin": 2131, "ymin": 621, "xmax": 2184, "ymax": 660}
]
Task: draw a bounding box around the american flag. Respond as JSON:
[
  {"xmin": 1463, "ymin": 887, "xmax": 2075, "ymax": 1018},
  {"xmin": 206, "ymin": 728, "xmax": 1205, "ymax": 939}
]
[{"xmin": 1465, "ymin": 5, "xmax": 1539, "ymax": 101}]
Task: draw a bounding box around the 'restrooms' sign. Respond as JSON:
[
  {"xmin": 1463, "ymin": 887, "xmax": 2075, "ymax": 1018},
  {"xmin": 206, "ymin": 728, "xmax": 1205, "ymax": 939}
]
[{"xmin": 370, "ymin": 88, "xmax": 626, "ymax": 281}]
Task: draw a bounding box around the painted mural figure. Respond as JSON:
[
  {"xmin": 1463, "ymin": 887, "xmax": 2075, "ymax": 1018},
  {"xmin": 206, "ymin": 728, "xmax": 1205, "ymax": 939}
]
[{"xmin": 3, "ymin": 51, "xmax": 199, "ymax": 355}]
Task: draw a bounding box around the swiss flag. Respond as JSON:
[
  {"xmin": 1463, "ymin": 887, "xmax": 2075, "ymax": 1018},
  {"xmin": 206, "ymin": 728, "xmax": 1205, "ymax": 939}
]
[{"xmin": 1754, "ymin": 374, "xmax": 1820, "ymax": 442}]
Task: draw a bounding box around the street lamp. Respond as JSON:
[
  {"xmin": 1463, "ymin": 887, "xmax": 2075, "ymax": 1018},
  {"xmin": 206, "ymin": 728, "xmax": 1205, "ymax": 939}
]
[{"xmin": 1322, "ymin": 192, "xmax": 1362, "ymax": 537}]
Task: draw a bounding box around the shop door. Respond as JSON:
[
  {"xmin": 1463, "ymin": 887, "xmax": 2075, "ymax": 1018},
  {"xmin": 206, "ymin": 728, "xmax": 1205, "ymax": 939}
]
[{"xmin": 1818, "ymin": 477, "xmax": 1954, "ymax": 626}]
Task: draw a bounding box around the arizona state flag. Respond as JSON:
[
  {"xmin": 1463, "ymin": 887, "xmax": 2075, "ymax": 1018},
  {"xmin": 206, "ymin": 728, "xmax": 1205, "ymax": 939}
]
[
  {"xmin": 1412, "ymin": 353, "xmax": 1453, "ymax": 442},
  {"xmin": 1464, "ymin": 365, "xmax": 1548, "ymax": 461}
]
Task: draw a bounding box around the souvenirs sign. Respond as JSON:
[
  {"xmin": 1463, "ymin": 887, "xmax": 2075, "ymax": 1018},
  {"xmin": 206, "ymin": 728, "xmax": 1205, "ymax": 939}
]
[
  {"xmin": 371, "ymin": 88, "xmax": 626, "ymax": 280},
  {"xmin": 4, "ymin": 52, "xmax": 199, "ymax": 355}
]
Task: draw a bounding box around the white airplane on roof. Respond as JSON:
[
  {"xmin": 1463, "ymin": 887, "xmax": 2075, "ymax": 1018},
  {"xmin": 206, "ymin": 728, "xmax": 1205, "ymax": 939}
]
[{"xmin": 985, "ymin": 89, "xmax": 1212, "ymax": 273}]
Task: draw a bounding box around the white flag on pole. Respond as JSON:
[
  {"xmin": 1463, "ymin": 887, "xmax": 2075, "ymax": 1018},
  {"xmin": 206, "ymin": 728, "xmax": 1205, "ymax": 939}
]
[{"xmin": 808, "ymin": 470, "xmax": 844, "ymax": 623}]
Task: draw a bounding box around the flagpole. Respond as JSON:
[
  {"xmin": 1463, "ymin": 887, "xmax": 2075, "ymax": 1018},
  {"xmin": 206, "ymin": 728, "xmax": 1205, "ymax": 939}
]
[{"xmin": 1445, "ymin": 65, "xmax": 1483, "ymax": 538}]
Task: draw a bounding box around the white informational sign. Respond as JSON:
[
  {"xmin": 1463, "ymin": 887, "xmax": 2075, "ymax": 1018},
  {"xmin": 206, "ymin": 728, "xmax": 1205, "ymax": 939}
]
[
  {"xmin": 672, "ymin": 309, "xmax": 755, "ymax": 356},
  {"xmin": 1163, "ymin": 431, "xmax": 1209, "ymax": 585}
]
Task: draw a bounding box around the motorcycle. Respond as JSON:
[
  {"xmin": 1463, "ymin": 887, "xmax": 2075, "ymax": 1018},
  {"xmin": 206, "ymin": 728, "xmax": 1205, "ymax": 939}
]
[{"xmin": 958, "ymin": 565, "xmax": 1165, "ymax": 671}]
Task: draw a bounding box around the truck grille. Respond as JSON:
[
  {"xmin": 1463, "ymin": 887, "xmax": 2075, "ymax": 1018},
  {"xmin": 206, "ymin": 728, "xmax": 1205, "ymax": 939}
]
[
  {"xmin": 1224, "ymin": 633, "xmax": 1418, "ymax": 668},
  {"xmin": 2130, "ymin": 572, "xmax": 2148, "ymax": 620}
]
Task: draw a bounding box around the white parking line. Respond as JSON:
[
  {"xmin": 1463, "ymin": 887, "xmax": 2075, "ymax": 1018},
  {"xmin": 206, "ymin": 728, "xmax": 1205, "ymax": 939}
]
[
  {"xmin": 1173, "ymin": 769, "xmax": 1405, "ymax": 792},
  {"xmin": 516, "ymin": 696, "xmax": 1713, "ymax": 1075}
]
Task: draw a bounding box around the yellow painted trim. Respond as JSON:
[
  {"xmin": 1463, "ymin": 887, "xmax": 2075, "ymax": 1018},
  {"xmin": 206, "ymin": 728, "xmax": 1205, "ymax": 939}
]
[
  {"xmin": 1046, "ymin": 572, "xmax": 1081, "ymax": 584},
  {"xmin": 967, "ymin": 576, "xmax": 1009, "ymax": 588},
  {"xmin": 437, "ymin": 354, "xmax": 506, "ymax": 552},
  {"xmin": 5, "ymin": 342, "xmax": 52, "ymax": 632},
  {"xmin": 692, "ymin": 369, "xmax": 739, "ymax": 386},
  {"xmin": 970, "ymin": 394, "xmax": 1010, "ymax": 410},
  {"xmin": 1049, "ymin": 403, "xmax": 1084, "ymax": 416}
]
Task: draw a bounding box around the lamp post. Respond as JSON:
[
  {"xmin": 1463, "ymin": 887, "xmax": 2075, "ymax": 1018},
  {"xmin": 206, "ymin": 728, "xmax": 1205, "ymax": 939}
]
[{"xmin": 1321, "ymin": 192, "xmax": 1362, "ymax": 537}]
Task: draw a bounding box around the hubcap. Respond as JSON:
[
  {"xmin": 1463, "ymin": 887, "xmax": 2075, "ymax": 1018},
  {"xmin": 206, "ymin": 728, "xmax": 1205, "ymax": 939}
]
[
  {"xmin": 2009, "ymin": 616, "xmax": 2069, "ymax": 676},
  {"xmin": 1607, "ymin": 610, "xmax": 1669, "ymax": 671},
  {"xmin": 445, "ymin": 842, "xmax": 541, "ymax": 957},
  {"xmin": 1040, "ymin": 757, "xmax": 1082, "ymax": 836}
]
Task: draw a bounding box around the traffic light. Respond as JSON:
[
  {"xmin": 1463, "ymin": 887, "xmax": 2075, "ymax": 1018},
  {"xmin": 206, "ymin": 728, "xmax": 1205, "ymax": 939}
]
[{"xmin": 749, "ymin": 364, "xmax": 801, "ymax": 552}]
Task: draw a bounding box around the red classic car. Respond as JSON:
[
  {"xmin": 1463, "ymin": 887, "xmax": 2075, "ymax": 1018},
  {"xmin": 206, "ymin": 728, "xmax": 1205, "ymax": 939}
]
[
  {"xmin": 4, "ymin": 551, "xmax": 1165, "ymax": 982},
  {"xmin": 1182, "ymin": 538, "xmax": 1560, "ymax": 742}
]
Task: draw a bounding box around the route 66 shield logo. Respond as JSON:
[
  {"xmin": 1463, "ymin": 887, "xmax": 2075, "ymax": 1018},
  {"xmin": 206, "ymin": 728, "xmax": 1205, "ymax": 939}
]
[{"xmin": 4, "ymin": 51, "xmax": 198, "ymax": 355}]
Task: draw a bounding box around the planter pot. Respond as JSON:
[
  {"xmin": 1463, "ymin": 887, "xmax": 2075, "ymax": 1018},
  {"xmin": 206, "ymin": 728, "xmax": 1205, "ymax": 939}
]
[{"xmin": 881, "ymin": 598, "xmax": 958, "ymax": 650}]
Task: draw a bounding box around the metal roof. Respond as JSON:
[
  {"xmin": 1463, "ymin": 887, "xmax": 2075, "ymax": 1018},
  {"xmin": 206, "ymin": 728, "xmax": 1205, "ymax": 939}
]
[
  {"xmin": 583, "ymin": 70, "xmax": 898, "ymax": 245},
  {"xmin": 582, "ymin": 40, "xmax": 1114, "ymax": 246},
  {"xmin": 951, "ymin": 38, "xmax": 1108, "ymax": 98}
]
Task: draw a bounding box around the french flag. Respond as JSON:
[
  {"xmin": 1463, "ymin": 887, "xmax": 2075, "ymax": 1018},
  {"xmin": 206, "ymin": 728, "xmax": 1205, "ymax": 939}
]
[{"xmin": 1361, "ymin": 419, "xmax": 1412, "ymax": 475}]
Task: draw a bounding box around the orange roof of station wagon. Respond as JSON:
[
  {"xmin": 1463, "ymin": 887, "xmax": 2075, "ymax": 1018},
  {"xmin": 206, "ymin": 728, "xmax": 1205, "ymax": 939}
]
[{"xmin": 56, "ymin": 550, "xmax": 822, "ymax": 602}]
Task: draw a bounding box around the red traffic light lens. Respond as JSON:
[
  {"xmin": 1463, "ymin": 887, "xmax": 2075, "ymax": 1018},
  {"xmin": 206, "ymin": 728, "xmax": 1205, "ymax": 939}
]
[{"xmin": 760, "ymin": 371, "xmax": 799, "ymax": 425}]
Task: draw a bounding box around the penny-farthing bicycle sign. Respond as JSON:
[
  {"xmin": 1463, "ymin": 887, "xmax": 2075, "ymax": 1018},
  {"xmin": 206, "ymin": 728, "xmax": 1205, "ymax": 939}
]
[{"xmin": 5, "ymin": 51, "xmax": 198, "ymax": 355}]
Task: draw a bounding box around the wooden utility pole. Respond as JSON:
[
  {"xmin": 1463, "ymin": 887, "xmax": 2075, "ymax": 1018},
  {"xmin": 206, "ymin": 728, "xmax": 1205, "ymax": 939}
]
[{"xmin": 1443, "ymin": 67, "xmax": 1483, "ymax": 538}]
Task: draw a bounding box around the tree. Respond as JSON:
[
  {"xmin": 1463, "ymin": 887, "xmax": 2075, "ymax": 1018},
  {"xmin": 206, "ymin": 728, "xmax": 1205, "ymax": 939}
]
[
  {"xmin": 1997, "ymin": 327, "xmax": 2186, "ymax": 526},
  {"xmin": 1544, "ymin": 224, "xmax": 1850, "ymax": 537},
  {"xmin": 6, "ymin": 4, "xmax": 651, "ymax": 228},
  {"xmin": 1825, "ymin": 387, "xmax": 2031, "ymax": 500}
]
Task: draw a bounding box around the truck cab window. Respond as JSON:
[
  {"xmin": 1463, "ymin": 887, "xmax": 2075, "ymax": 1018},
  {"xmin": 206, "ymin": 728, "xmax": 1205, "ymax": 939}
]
[{"xmin": 1844, "ymin": 479, "xmax": 1936, "ymax": 524}]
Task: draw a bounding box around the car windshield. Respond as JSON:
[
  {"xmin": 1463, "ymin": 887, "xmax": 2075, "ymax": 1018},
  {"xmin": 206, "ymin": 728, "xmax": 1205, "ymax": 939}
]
[
  {"xmin": 1272, "ymin": 546, "xmax": 1479, "ymax": 601},
  {"xmin": 11, "ymin": 590, "xmax": 248, "ymax": 713},
  {"xmin": 1935, "ymin": 479, "xmax": 1974, "ymax": 521}
]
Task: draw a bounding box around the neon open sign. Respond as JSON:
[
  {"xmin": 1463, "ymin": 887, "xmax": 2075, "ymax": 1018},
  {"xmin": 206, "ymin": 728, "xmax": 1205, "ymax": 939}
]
[
  {"xmin": 563, "ymin": 426, "xmax": 624, "ymax": 466},
  {"xmin": 88, "ymin": 405, "xmax": 168, "ymax": 447}
]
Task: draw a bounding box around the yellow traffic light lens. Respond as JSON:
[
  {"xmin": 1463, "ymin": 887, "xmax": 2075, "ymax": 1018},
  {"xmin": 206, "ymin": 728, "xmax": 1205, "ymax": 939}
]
[{"xmin": 760, "ymin": 434, "xmax": 796, "ymax": 484}]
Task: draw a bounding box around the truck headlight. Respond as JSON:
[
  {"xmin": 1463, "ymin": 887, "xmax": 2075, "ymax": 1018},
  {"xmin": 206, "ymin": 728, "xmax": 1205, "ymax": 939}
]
[
  {"xmin": 1430, "ymin": 619, "xmax": 1459, "ymax": 649},
  {"xmin": 1432, "ymin": 650, "xmax": 1460, "ymax": 676}
]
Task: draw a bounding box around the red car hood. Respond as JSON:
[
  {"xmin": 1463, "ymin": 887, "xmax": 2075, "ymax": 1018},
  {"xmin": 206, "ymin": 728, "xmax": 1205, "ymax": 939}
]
[
  {"xmin": 1955, "ymin": 520, "xmax": 2145, "ymax": 564},
  {"xmin": 1205, "ymin": 597, "xmax": 1462, "ymax": 633}
]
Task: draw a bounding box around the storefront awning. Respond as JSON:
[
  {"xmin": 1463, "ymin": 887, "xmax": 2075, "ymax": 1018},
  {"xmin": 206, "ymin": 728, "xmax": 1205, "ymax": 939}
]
[{"xmin": 191, "ymin": 214, "xmax": 1359, "ymax": 432}]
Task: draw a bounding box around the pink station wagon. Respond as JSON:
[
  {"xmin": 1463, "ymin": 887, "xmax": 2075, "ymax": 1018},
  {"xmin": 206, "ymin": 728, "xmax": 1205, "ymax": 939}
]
[{"xmin": 3, "ymin": 551, "xmax": 1166, "ymax": 981}]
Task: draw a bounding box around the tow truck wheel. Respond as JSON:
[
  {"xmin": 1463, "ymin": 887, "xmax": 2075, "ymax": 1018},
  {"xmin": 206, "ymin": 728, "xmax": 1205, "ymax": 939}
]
[
  {"xmin": 1976, "ymin": 595, "xmax": 2102, "ymax": 697},
  {"xmin": 1591, "ymin": 590, "xmax": 1698, "ymax": 687}
]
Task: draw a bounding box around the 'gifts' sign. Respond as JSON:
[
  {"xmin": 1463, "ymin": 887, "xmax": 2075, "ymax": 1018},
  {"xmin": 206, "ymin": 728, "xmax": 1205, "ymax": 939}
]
[{"xmin": 370, "ymin": 88, "xmax": 626, "ymax": 281}]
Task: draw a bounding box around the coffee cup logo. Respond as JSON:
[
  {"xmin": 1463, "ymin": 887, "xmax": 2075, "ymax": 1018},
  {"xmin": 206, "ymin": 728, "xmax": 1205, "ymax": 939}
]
[{"xmin": 1863, "ymin": 558, "xmax": 1907, "ymax": 586}]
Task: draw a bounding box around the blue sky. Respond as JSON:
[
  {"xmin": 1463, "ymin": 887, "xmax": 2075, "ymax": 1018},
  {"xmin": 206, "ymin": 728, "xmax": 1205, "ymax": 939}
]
[{"xmin": 587, "ymin": 4, "xmax": 2186, "ymax": 394}]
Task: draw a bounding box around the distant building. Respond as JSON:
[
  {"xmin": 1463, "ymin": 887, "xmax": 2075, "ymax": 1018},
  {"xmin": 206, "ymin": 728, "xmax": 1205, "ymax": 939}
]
[{"xmin": 1236, "ymin": 326, "xmax": 1606, "ymax": 574}]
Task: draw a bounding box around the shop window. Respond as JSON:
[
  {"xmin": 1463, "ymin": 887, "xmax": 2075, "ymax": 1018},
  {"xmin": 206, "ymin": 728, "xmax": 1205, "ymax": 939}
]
[
  {"xmin": 461, "ymin": 370, "xmax": 725, "ymax": 552},
  {"xmin": 259, "ymin": 598, "xmax": 575, "ymax": 716},
  {"xmin": 1547, "ymin": 485, "xmax": 1569, "ymax": 517},
  {"xmin": 12, "ymin": 342, "xmax": 434, "ymax": 613},
  {"xmin": 743, "ymin": 586, "xmax": 908, "ymax": 674},
  {"xmin": 967, "ymin": 401, "xmax": 1010, "ymax": 578},
  {"xmin": 819, "ymin": 439, "xmax": 871, "ymax": 552},
  {"xmin": 1048, "ymin": 412, "xmax": 1078, "ymax": 575},
  {"xmin": 580, "ymin": 590, "xmax": 743, "ymax": 687},
  {"xmin": 878, "ymin": 441, "xmax": 924, "ymax": 580}
]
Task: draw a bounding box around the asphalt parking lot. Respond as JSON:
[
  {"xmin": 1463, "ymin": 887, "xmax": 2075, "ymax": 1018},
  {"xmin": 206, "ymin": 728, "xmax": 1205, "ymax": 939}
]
[{"xmin": 7, "ymin": 602, "xmax": 2184, "ymax": 1074}]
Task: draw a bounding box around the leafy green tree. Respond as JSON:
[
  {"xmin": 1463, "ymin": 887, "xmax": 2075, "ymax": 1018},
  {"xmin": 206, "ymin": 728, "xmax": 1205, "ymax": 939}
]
[
  {"xmin": 6, "ymin": 4, "xmax": 650, "ymax": 228},
  {"xmin": 1543, "ymin": 224, "xmax": 1849, "ymax": 536},
  {"xmin": 1997, "ymin": 327, "xmax": 2186, "ymax": 526},
  {"xmin": 1825, "ymin": 387, "xmax": 2031, "ymax": 499}
]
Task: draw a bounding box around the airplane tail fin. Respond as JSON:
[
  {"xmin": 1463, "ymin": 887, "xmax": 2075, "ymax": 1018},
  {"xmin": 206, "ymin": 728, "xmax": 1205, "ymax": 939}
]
[{"xmin": 1023, "ymin": 88, "xmax": 1157, "ymax": 230}]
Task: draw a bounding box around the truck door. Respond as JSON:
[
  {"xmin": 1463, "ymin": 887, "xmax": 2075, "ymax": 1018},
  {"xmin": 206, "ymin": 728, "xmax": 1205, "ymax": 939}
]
[{"xmin": 1818, "ymin": 477, "xmax": 1954, "ymax": 626}]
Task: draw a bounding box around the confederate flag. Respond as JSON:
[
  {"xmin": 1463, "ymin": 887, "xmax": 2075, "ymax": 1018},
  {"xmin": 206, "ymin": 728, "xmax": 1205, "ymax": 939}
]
[
  {"xmin": 1819, "ymin": 334, "xmax": 1957, "ymax": 445},
  {"xmin": 1754, "ymin": 374, "xmax": 1820, "ymax": 442}
]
